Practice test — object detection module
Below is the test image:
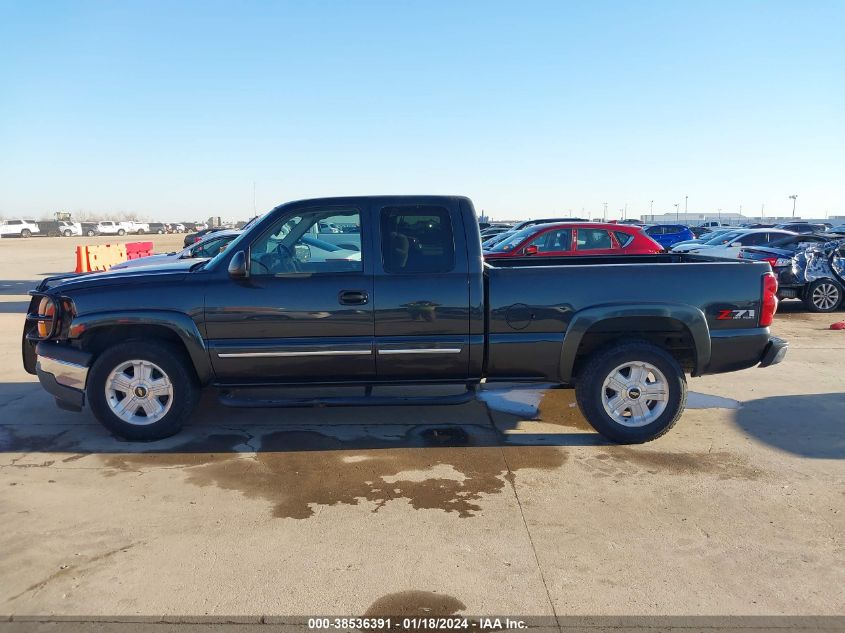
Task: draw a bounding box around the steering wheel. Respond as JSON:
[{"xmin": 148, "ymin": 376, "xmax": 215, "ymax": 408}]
[{"xmin": 272, "ymin": 243, "xmax": 300, "ymax": 273}]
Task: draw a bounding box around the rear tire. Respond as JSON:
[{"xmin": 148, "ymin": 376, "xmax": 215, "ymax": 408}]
[
  {"xmin": 21, "ymin": 229, "xmax": 31, "ymax": 238},
  {"xmin": 87, "ymin": 229, "xmax": 96, "ymax": 237},
  {"xmin": 87, "ymin": 341, "xmax": 199, "ymax": 441},
  {"xmin": 575, "ymin": 341, "xmax": 687, "ymax": 444},
  {"xmin": 805, "ymin": 279, "xmax": 842, "ymax": 313},
  {"xmin": 63, "ymin": 229, "xmax": 72, "ymax": 237},
  {"xmin": 117, "ymin": 228, "xmax": 126, "ymax": 236}
]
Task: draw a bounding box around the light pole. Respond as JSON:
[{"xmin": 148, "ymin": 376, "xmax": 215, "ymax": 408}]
[
  {"xmin": 674, "ymin": 203, "xmax": 680, "ymax": 222},
  {"xmin": 649, "ymin": 200, "xmax": 654, "ymax": 222},
  {"xmin": 624, "ymin": 203, "xmax": 628, "ymax": 221},
  {"xmin": 602, "ymin": 202, "xmax": 608, "ymax": 222},
  {"xmin": 718, "ymin": 208, "xmax": 722, "ymax": 224},
  {"xmin": 684, "ymin": 195, "xmax": 688, "ymax": 219},
  {"xmin": 789, "ymin": 194, "xmax": 798, "ymax": 218}
]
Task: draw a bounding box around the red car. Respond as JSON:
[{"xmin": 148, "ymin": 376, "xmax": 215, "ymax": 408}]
[{"xmin": 483, "ymin": 222, "xmax": 663, "ymax": 259}]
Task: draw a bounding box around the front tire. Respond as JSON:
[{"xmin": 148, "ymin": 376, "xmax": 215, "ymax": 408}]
[
  {"xmin": 87, "ymin": 229, "xmax": 96, "ymax": 237},
  {"xmin": 63, "ymin": 229, "xmax": 72, "ymax": 237},
  {"xmin": 805, "ymin": 279, "xmax": 842, "ymax": 313},
  {"xmin": 117, "ymin": 228, "xmax": 126, "ymax": 236},
  {"xmin": 21, "ymin": 229, "xmax": 31, "ymax": 238},
  {"xmin": 87, "ymin": 341, "xmax": 199, "ymax": 441},
  {"xmin": 575, "ymin": 341, "xmax": 687, "ymax": 444}
]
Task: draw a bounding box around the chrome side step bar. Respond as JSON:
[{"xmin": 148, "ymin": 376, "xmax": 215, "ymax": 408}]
[{"xmin": 217, "ymin": 385, "xmax": 477, "ymax": 409}]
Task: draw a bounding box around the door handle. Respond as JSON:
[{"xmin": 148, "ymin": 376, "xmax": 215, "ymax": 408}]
[{"xmin": 339, "ymin": 290, "xmax": 369, "ymax": 305}]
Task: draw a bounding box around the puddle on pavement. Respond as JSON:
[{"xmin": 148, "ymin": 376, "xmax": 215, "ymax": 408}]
[
  {"xmin": 578, "ymin": 447, "xmax": 762, "ymax": 480},
  {"xmin": 364, "ymin": 590, "xmax": 466, "ymax": 618},
  {"xmin": 102, "ymin": 428, "xmax": 567, "ymax": 519},
  {"xmin": 535, "ymin": 389, "xmax": 593, "ymax": 430}
]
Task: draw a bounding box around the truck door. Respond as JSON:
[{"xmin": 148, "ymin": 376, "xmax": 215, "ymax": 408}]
[
  {"xmin": 372, "ymin": 201, "xmax": 471, "ymax": 380},
  {"xmin": 205, "ymin": 204, "xmax": 375, "ymax": 383}
]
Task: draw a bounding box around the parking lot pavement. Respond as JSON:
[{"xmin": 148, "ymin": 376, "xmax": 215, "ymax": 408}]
[{"xmin": 0, "ymin": 237, "xmax": 843, "ymax": 619}]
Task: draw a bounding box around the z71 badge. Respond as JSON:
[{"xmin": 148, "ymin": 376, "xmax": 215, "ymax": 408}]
[{"xmin": 717, "ymin": 308, "xmax": 757, "ymax": 320}]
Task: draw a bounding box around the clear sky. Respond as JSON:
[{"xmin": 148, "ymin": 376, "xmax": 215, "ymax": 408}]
[{"xmin": 1, "ymin": 0, "xmax": 843, "ymax": 222}]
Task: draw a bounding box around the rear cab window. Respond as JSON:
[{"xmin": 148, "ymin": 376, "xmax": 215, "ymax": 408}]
[{"xmin": 380, "ymin": 206, "xmax": 455, "ymax": 273}]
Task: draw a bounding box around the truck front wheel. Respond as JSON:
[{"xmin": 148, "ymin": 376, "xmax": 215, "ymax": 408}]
[
  {"xmin": 87, "ymin": 341, "xmax": 199, "ymax": 441},
  {"xmin": 575, "ymin": 342, "xmax": 687, "ymax": 444}
]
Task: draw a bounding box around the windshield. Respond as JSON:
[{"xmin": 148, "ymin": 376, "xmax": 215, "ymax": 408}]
[
  {"xmin": 487, "ymin": 226, "xmax": 540, "ymax": 252},
  {"xmin": 703, "ymin": 230, "xmax": 742, "ymax": 245}
]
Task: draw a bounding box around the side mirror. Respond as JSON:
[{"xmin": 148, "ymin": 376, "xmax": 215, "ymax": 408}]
[
  {"xmin": 729, "ymin": 242, "xmax": 741, "ymax": 248},
  {"xmin": 523, "ymin": 245, "xmax": 539, "ymax": 256},
  {"xmin": 228, "ymin": 250, "xmax": 248, "ymax": 279}
]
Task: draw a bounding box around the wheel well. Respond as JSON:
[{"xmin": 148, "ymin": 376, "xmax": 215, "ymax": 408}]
[
  {"xmin": 80, "ymin": 325, "xmax": 197, "ymax": 378},
  {"xmin": 572, "ymin": 317, "xmax": 696, "ymax": 377}
]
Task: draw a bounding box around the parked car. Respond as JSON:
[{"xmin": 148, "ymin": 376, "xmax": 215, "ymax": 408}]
[
  {"xmin": 148, "ymin": 222, "xmax": 167, "ymax": 234},
  {"xmin": 739, "ymin": 234, "xmax": 845, "ymax": 312},
  {"xmin": 24, "ymin": 195, "xmax": 787, "ymax": 445},
  {"xmin": 643, "ymin": 225, "xmax": 695, "ymax": 249},
  {"xmin": 183, "ymin": 226, "xmax": 228, "ymax": 248},
  {"xmin": 95, "ymin": 221, "xmax": 126, "ymax": 236},
  {"xmin": 0, "ymin": 219, "xmax": 40, "ymax": 238},
  {"xmin": 689, "ymin": 226, "xmax": 713, "ymax": 238},
  {"xmin": 121, "ymin": 221, "xmax": 150, "ymax": 235},
  {"xmin": 698, "ymin": 221, "xmax": 725, "ymax": 228},
  {"xmin": 40, "ymin": 220, "xmax": 82, "ymax": 237},
  {"xmin": 686, "ymin": 229, "xmax": 797, "ymax": 259},
  {"xmin": 80, "ymin": 222, "xmax": 99, "ymax": 237},
  {"xmin": 484, "ymin": 222, "xmax": 662, "ymax": 259},
  {"xmin": 24, "ymin": 195, "xmax": 787, "ymax": 444},
  {"xmin": 111, "ymin": 230, "xmax": 242, "ymax": 271},
  {"xmin": 774, "ymin": 222, "xmax": 828, "ymax": 234},
  {"xmin": 670, "ymin": 229, "xmax": 736, "ymax": 252}
]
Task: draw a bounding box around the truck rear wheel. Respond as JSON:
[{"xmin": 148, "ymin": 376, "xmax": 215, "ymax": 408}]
[
  {"xmin": 575, "ymin": 342, "xmax": 687, "ymax": 444},
  {"xmin": 87, "ymin": 341, "xmax": 199, "ymax": 441}
]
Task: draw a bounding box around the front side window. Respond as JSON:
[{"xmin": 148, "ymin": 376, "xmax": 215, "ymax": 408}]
[
  {"xmin": 380, "ymin": 206, "xmax": 454, "ymax": 273},
  {"xmin": 250, "ymin": 208, "xmax": 362, "ymax": 275},
  {"xmin": 576, "ymin": 228, "xmax": 613, "ymax": 250}
]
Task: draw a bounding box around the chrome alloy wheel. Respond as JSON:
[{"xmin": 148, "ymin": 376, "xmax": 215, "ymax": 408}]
[
  {"xmin": 601, "ymin": 361, "xmax": 669, "ymax": 428},
  {"xmin": 105, "ymin": 360, "xmax": 174, "ymax": 426},
  {"xmin": 812, "ymin": 282, "xmax": 840, "ymax": 310}
]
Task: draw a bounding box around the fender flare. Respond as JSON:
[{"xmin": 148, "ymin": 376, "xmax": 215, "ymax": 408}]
[
  {"xmin": 69, "ymin": 310, "xmax": 213, "ymax": 384},
  {"xmin": 558, "ymin": 303, "xmax": 711, "ymax": 383}
]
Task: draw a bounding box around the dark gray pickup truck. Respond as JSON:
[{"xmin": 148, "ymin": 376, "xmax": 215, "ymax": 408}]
[{"xmin": 23, "ymin": 195, "xmax": 787, "ymax": 443}]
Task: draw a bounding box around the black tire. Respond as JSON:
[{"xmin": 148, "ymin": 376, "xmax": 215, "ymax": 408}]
[
  {"xmin": 87, "ymin": 341, "xmax": 199, "ymax": 441},
  {"xmin": 804, "ymin": 279, "xmax": 843, "ymax": 313},
  {"xmin": 575, "ymin": 341, "xmax": 687, "ymax": 444},
  {"xmin": 21, "ymin": 229, "xmax": 31, "ymax": 238},
  {"xmin": 117, "ymin": 228, "xmax": 126, "ymax": 236},
  {"xmin": 87, "ymin": 229, "xmax": 96, "ymax": 237},
  {"xmin": 137, "ymin": 229, "xmax": 145, "ymax": 235},
  {"xmin": 63, "ymin": 229, "xmax": 72, "ymax": 237}
]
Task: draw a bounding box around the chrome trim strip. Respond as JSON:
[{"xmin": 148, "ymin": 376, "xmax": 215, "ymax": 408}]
[
  {"xmin": 37, "ymin": 356, "xmax": 89, "ymax": 390},
  {"xmin": 217, "ymin": 350, "xmax": 372, "ymax": 358},
  {"xmin": 377, "ymin": 348, "xmax": 462, "ymax": 355}
]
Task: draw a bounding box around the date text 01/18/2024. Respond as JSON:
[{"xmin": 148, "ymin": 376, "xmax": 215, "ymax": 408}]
[{"xmin": 306, "ymin": 617, "xmax": 528, "ymax": 630}]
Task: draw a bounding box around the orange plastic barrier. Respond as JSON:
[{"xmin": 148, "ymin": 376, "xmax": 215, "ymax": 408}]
[
  {"xmin": 126, "ymin": 241, "xmax": 154, "ymax": 260},
  {"xmin": 86, "ymin": 244, "xmax": 128, "ymax": 272},
  {"xmin": 74, "ymin": 246, "xmax": 89, "ymax": 273}
]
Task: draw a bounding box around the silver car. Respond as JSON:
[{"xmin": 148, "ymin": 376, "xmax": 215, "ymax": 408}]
[{"xmin": 110, "ymin": 230, "xmax": 241, "ymax": 270}]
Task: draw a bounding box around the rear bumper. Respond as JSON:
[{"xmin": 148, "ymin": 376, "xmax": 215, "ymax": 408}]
[
  {"xmin": 35, "ymin": 343, "xmax": 92, "ymax": 412},
  {"xmin": 705, "ymin": 330, "xmax": 788, "ymax": 374},
  {"xmin": 759, "ymin": 336, "xmax": 788, "ymax": 368}
]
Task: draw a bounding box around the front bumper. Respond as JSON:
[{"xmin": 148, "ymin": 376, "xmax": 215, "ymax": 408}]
[
  {"xmin": 759, "ymin": 336, "xmax": 788, "ymax": 368},
  {"xmin": 35, "ymin": 342, "xmax": 92, "ymax": 412}
]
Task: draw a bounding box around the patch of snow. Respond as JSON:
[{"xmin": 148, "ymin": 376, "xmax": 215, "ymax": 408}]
[{"xmin": 477, "ymin": 384, "xmax": 555, "ymax": 417}]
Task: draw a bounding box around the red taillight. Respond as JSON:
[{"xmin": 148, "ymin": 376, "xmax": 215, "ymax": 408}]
[
  {"xmin": 763, "ymin": 257, "xmax": 778, "ymax": 269},
  {"xmin": 760, "ymin": 272, "xmax": 778, "ymax": 327}
]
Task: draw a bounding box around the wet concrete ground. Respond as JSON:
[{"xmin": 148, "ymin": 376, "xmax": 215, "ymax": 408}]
[{"xmin": 0, "ymin": 235, "xmax": 843, "ymax": 619}]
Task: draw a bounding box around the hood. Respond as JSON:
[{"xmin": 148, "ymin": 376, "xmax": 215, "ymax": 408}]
[
  {"xmin": 109, "ymin": 252, "xmax": 181, "ymax": 270},
  {"xmin": 37, "ymin": 258, "xmax": 206, "ymax": 293}
]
